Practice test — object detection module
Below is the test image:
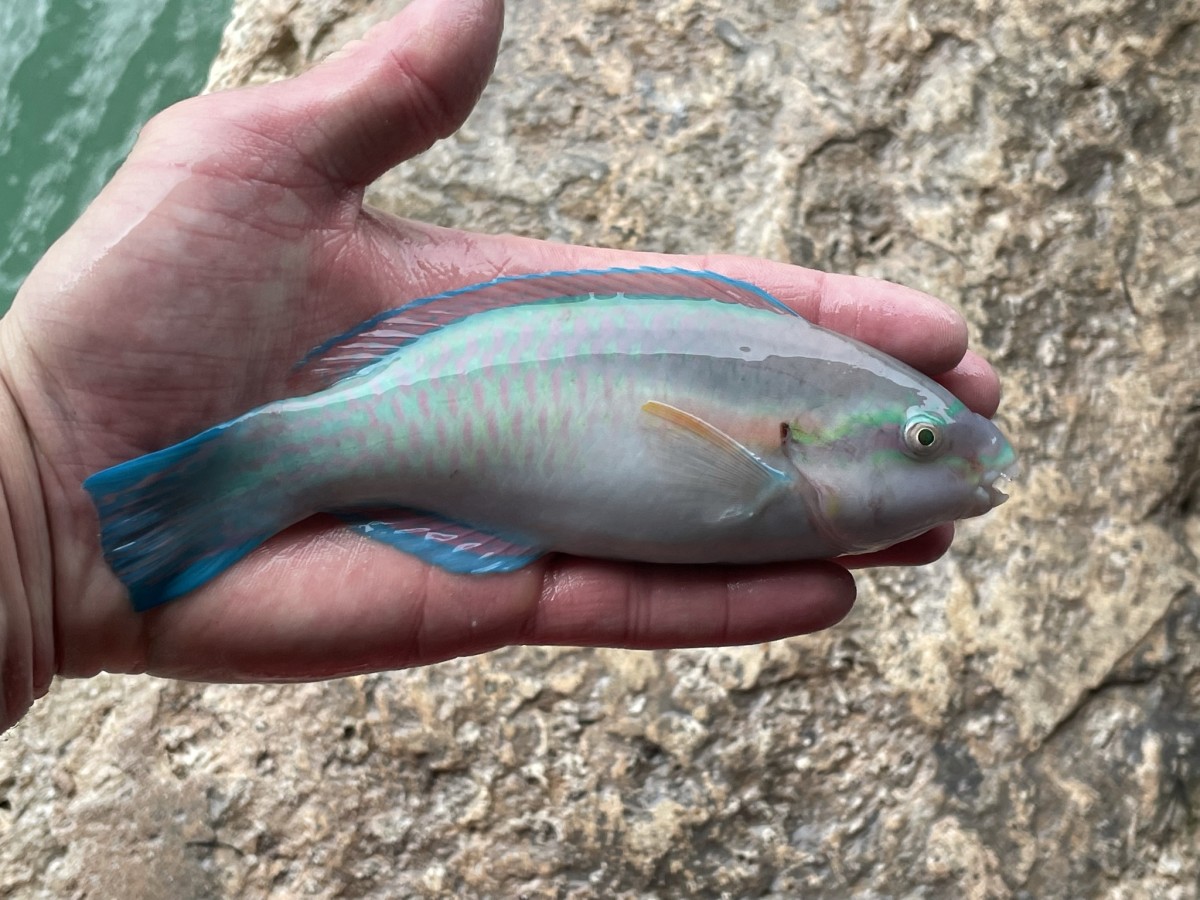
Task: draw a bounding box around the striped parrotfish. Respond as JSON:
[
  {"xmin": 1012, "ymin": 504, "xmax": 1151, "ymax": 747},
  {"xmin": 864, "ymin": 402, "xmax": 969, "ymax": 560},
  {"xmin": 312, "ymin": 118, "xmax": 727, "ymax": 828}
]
[{"xmin": 84, "ymin": 267, "xmax": 1018, "ymax": 611}]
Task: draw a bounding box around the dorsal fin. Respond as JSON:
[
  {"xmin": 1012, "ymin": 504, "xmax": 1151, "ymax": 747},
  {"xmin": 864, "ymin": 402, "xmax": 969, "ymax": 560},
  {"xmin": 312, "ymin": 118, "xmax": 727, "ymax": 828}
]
[{"xmin": 292, "ymin": 266, "xmax": 798, "ymax": 391}]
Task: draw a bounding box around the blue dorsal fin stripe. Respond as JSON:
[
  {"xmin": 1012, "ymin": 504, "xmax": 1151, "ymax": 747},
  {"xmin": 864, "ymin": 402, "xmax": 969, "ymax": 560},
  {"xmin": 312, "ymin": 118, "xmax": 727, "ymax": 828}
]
[
  {"xmin": 336, "ymin": 508, "xmax": 544, "ymax": 574},
  {"xmin": 293, "ymin": 266, "xmax": 798, "ymax": 390}
]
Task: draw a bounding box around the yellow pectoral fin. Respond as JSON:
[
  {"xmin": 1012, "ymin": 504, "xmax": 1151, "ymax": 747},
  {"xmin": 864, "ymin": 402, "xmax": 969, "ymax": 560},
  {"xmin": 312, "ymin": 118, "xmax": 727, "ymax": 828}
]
[{"xmin": 640, "ymin": 400, "xmax": 790, "ymax": 522}]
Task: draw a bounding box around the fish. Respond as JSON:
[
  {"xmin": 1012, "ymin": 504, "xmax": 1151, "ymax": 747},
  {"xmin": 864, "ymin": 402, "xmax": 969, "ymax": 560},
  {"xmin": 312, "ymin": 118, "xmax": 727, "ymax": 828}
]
[{"xmin": 84, "ymin": 267, "xmax": 1019, "ymax": 611}]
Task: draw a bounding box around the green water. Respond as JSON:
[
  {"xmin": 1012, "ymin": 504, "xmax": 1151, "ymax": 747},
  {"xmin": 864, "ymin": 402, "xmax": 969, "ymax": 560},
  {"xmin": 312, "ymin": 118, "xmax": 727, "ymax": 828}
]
[{"xmin": 0, "ymin": 0, "xmax": 233, "ymax": 313}]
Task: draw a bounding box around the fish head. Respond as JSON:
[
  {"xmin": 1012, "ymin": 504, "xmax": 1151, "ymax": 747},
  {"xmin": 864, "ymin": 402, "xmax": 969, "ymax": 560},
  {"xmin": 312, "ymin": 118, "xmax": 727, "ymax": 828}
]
[{"xmin": 783, "ymin": 401, "xmax": 1019, "ymax": 555}]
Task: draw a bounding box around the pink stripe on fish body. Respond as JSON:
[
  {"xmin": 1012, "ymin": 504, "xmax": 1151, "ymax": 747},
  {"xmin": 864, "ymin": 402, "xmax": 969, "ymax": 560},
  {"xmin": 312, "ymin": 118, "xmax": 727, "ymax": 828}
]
[
  {"xmin": 549, "ymin": 367, "xmax": 564, "ymax": 407},
  {"xmin": 485, "ymin": 402, "xmax": 501, "ymax": 447},
  {"xmin": 470, "ymin": 378, "xmax": 487, "ymax": 419},
  {"xmin": 521, "ymin": 366, "xmax": 539, "ymax": 403},
  {"xmin": 505, "ymin": 367, "xmax": 539, "ymax": 465},
  {"xmin": 434, "ymin": 413, "xmax": 449, "ymax": 453}
]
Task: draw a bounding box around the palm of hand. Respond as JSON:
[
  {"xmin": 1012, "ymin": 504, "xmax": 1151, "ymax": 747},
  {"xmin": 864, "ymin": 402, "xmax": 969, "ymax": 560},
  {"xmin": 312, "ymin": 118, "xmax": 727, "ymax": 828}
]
[
  {"xmin": 0, "ymin": 0, "xmax": 995, "ymax": 687},
  {"xmin": 6, "ymin": 92, "xmax": 575, "ymax": 680}
]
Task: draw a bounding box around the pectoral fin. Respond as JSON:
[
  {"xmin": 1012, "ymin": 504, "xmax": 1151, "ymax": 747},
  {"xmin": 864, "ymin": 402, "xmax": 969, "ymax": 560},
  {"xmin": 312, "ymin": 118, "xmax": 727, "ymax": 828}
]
[{"xmin": 641, "ymin": 400, "xmax": 791, "ymax": 523}]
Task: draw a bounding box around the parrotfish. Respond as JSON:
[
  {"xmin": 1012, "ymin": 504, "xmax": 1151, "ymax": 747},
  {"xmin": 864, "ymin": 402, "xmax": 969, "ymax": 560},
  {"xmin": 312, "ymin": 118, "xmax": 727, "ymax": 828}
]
[{"xmin": 84, "ymin": 267, "xmax": 1018, "ymax": 610}]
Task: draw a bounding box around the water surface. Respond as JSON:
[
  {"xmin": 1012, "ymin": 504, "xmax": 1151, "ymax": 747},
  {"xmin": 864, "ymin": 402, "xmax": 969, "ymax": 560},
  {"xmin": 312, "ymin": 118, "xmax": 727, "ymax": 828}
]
[{"xmin": 0, "ymin": 0, "xmax": 232, "ymax": 313}]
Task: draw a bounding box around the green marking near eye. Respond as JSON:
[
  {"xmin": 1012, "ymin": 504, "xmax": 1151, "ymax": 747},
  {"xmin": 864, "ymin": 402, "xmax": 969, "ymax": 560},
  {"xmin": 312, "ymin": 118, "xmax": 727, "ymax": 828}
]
[
  {"xmin": 788, "ymin": 396, "xmax": 963, "ymax": 451},
  {"xmin": 788, "ymin": 407, "xmax": 908, "ymax": 446}
]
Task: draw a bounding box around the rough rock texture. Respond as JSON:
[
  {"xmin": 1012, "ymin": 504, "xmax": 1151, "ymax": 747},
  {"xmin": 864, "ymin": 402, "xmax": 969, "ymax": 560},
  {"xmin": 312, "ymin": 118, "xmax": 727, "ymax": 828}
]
[{"xmin": 3, "ymin": 0, "xmax": 1199, "ymax": 897}]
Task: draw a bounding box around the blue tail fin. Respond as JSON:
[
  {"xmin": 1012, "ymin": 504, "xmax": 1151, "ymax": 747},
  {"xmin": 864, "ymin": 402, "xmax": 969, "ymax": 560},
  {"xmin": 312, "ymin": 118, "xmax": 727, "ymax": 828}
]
[{"xmin": 83, "ymin": 425, "xmax": 281, "ymax": 611}]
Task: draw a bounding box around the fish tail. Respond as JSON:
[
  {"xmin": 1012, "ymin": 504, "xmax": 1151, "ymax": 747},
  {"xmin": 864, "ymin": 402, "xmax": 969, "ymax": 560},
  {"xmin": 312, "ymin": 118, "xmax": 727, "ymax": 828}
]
[{"xmin": 83, "ymin": 422, "xmax": 285, "ymax": 611}]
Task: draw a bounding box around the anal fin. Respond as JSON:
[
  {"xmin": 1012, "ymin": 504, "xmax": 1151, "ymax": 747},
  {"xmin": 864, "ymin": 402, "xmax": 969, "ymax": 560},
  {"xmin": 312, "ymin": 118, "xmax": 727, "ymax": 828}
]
[{"xmin": 337, "ymin": 508, "xmax": 543, "ymax": 574}]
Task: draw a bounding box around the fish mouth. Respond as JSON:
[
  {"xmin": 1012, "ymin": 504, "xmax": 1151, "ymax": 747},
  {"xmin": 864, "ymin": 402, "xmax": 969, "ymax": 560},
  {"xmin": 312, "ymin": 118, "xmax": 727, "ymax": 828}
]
[{"xmin": 981, "ymin": 458, "xmax": 1021, "ymax": 508}]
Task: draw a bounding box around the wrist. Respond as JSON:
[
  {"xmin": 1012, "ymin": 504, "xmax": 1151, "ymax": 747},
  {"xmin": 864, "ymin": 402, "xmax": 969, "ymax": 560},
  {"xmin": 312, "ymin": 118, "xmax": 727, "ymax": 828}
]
[{"xmin": 0, "ymin": 349, "xmax": 55, "ymax": 732}]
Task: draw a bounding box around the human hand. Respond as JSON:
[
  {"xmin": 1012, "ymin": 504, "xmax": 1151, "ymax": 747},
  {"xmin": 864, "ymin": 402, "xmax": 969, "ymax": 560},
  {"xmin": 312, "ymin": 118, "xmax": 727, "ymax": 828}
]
[{"xmin": 0, "ymin": 0, "xmax": 1000, "ymax": 730}]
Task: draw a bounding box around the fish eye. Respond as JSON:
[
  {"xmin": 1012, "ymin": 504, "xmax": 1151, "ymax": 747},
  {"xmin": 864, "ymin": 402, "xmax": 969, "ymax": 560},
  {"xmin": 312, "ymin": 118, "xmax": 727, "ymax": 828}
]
[{"xmin": 902, "ymin": 416, "xmax": 945, "ymax": 459}]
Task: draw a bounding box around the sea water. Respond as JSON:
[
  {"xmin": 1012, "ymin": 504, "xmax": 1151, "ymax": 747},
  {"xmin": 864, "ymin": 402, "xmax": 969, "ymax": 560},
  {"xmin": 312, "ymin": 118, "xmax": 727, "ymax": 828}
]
[{"xmin": 0, "ymin": 0, "xmax": 232, "ymax": 313}]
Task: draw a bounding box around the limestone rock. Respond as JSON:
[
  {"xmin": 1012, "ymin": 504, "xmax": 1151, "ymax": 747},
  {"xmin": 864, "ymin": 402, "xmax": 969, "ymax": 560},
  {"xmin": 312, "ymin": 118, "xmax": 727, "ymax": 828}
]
[{"xmin": 3, "ymin": 0, "xmax": 1198, "ymax": 897}]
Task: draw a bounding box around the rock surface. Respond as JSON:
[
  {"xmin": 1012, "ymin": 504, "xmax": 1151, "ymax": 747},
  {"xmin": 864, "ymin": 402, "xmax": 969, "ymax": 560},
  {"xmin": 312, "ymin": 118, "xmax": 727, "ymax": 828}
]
[{"xmin": 3, "ymin": 0, "xmax": 1199, "ymax": 897}]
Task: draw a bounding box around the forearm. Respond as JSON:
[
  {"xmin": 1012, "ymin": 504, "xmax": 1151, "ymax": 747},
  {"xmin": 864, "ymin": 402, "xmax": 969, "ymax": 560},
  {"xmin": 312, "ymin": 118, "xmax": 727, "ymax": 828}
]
[{"xmin": 0, "ymin": 365, "xmax": 55, "ymax": 732}]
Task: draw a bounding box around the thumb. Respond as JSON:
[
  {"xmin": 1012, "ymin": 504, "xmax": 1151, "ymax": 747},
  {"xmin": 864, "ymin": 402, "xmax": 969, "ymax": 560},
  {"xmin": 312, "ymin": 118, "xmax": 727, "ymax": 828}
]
[{"xmin": 243, "ymin": 0, "xmax": 504, "ymax": 189}]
